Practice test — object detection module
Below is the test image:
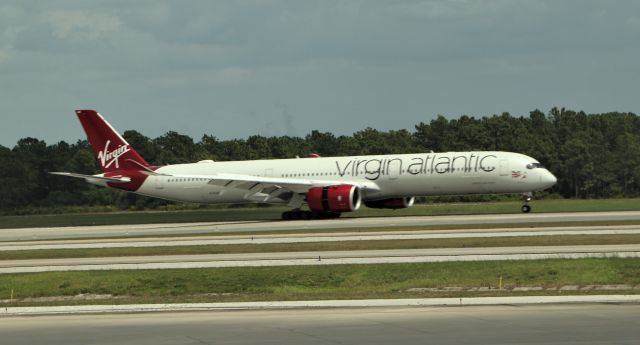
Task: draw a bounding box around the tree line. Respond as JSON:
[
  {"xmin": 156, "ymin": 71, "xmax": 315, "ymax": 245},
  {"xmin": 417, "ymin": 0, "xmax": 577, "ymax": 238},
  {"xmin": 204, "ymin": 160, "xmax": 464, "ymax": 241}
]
[{"xmin": 1, "ymin": 108, "xmax": 639, "ymax": 214}]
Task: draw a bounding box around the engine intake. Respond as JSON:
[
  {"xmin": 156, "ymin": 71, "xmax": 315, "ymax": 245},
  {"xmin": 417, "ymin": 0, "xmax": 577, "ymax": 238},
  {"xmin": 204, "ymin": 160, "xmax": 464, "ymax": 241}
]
[
  {"xmin": 364, "ymin": 197, "xmax": 415, "ymax": 209},
  {"xmin": 307, "ymin": 184, "xmax": 361, "ymax": 213}
]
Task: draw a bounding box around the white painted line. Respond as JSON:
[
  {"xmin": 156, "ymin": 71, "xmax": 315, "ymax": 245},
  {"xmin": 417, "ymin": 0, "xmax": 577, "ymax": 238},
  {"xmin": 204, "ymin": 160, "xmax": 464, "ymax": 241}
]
[{"xmin": 2, "ymin": 295, "xmax": 639, "ymax": 316}]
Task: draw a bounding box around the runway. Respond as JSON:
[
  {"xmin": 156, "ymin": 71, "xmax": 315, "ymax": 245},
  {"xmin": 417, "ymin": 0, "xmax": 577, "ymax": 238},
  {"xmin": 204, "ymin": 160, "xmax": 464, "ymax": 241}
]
[
  {"xmin": 2, "ymin": 224, "xmax": 639, "ymax": 251},
  {"xmin": 2, "ymin": 244, "xmax": 639, "ymax": 274},
  {"xmin": 1, "ymin": 304, "xmax": 638, "ymax": 345},
  {"xmin": 2, "ymin": 211, "xmax": 640, "ymax": 241}
]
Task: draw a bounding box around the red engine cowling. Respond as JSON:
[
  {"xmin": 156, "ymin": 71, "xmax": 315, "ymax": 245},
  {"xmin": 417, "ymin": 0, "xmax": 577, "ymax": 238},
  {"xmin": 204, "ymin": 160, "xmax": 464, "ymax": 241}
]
[
  {"xmin": 364, "ymin": 197, "xmax": 415, "ymax": 209},
  {"xmin": 307, "ymin": 185, "xmax": 361, "ymax": 213}
]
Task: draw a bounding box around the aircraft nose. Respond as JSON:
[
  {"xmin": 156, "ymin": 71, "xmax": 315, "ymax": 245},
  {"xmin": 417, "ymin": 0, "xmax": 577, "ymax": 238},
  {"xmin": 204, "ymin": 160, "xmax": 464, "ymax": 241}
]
[{"xmin": 541, "ymin": 170, "xmax": 557, "ymax": 188}]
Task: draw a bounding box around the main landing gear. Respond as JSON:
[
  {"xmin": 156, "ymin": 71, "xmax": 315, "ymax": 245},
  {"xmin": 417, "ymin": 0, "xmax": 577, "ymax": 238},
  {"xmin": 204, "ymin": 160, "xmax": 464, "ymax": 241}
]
[
  {"xmin": 281, "ymin": 209, "xmax": 341, "ymax": 220},
  {"xmin": 521, "ymin": 192, "xmax": 533, "ymax": 213}
]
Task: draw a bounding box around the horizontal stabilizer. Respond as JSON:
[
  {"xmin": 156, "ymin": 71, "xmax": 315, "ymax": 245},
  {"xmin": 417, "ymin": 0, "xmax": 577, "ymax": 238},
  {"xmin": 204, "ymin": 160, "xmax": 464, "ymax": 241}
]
[{"xmin": 49, "ymin": 172, "xmax": 131, "ymax": 183}]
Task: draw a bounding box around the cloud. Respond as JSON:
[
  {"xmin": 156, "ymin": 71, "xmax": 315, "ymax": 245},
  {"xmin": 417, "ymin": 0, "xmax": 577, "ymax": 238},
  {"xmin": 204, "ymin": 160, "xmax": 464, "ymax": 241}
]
[
  {"xmin": 1, "ymin": 1, "xmax": 640, "ymax": 146},
  {"xmin": 46, "ymin": 10, "xmax": 121, "ymax": 40},
  {"xmin": 383, "ymin": 0, "xmax": 520, "ymax": 19},
  {"xmin": 627, "ymin": 16, "xmax": 640, "ymax": 30},
  {"xmin": 146, "ymin": 67, "xmax": 254, "ymax": 89},
  {"xmin": 217, "ymin": 67, "xmax": 252, "ymax": 83},
  {"xmin": 0, "ymin": 3, "xmax": 23, "ymax": 20},
  {"xmin": 0, "ymin": 4, "xmax": 26, "ymax": 64},
  {"xmin": 0, "ymin": 49, "xmax": 9, "ymax": 63}
]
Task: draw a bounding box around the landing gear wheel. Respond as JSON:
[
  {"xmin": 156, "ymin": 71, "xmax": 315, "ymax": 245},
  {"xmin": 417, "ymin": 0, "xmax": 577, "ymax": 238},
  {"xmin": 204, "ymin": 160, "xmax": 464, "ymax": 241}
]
[
  {"xmin": 520, "ymin": 192, "xmax": 533, "ymax": 213},
  {"xmin": 327, "ymin": 211, "xmax": 341, "ymax": 219},
  {"xmin": 282, "ymin": 211, "xmax": 302, "ymax": 220},
  {"xmin": 313, "ymin": 211, "xmax": 341, "ymax": 219},
  {"xmin": 281, "ymin": 210, "xmax": 342, "ymax": 220}
]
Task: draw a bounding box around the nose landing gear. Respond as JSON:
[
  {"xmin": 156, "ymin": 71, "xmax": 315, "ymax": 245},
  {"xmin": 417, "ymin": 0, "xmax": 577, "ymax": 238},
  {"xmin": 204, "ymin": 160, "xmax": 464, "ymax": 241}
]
[{"xmin": 521, "ymin": 192, "xmax": 532, "ymax": 213}]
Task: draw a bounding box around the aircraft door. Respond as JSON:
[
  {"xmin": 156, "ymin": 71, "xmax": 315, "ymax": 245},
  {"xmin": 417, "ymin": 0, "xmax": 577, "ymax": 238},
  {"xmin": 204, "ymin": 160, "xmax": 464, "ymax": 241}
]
[
  {"xmin": 387, "ymin": 159, "xmax": 401, "ymax": 180},
  {"xmin": 154, "ymin": 176, "xmax": 165, "ymax": 190},
  {"xmin": 499, "ymin": 160, "xmax": 509, "ymax": 176}
]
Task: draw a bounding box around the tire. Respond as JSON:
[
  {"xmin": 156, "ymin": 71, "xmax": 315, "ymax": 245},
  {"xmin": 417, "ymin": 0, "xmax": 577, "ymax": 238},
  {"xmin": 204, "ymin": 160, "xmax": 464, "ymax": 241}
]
[
  {"xmin": 521, "ymin": 205, "xmax": 531, "ymax": 213},
  {"xmin": 281, "ymin": 211, "xmax": 291, "ymax": 220}
]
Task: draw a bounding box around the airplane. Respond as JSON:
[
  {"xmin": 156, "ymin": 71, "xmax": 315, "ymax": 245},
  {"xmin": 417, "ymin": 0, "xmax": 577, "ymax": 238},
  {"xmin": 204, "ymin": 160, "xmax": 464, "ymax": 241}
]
[{"xmin": 51, "ymin": 110, "xmax": 557, "ymax": 220}]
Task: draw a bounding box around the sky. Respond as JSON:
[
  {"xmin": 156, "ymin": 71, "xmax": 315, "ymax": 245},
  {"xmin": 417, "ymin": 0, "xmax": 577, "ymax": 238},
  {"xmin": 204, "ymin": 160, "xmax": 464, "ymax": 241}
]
[{"xmin": 1, "ymin": 0, "xmax": 639, "ymax": 147}]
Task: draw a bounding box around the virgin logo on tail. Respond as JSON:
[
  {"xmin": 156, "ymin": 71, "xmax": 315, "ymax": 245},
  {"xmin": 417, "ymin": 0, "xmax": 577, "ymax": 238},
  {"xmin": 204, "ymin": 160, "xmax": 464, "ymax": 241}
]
[{"xmin": 98, "ymin": 140, "xmax": 130, "ymax": 169}]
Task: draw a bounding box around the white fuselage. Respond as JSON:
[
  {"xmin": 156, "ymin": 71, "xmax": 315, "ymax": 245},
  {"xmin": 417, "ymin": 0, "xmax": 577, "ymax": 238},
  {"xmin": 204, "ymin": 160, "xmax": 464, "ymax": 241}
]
[{"xmin": 115, "ymin": 151, "xmax": 556, "ymax": 205}]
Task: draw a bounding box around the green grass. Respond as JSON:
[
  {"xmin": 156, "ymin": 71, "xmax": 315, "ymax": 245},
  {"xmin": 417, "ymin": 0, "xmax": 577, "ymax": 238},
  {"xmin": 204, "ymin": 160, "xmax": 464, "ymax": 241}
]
[
  {"xmin": 3, "ymin": 234, "xmax": 640, "ymax": 261},
  {"xmin": 1, "ymin": 198, "xmax": 639, "ymax": 229},
  {"xmin": 1, "ymin": 258, "xmax": 639, "ymax": 306},
  {"xmin": 0, "ymin": 207, "xmax": 285, "ymax": 229}
]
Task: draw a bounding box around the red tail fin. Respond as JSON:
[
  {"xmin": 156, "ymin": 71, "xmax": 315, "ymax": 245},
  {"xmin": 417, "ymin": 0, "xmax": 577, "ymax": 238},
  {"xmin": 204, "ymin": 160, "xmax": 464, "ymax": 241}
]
[{"xmin": 76, "ymin": 110, "xmax": 150, "ymax": 173}]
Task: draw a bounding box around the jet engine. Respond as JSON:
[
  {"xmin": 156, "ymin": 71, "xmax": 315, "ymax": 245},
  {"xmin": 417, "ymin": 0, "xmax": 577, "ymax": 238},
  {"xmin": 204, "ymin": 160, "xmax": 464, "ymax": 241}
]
[
  {"xmin": 364, "ymin": 197, "xmax": 415, "ymax": 209},
  {"xmin": 307, "ymin": 184, "xmax": 361, "ymax": 213}
]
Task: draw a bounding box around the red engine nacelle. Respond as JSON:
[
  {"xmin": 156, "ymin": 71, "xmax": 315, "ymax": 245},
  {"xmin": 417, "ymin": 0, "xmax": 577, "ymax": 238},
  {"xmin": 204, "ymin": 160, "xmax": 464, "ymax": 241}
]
[
  {"xmin": 364, "ymin": 197, "xmax": 415, "ymax": 209},
  {"xmin": 307, "ymin": 184, "xmax": 361, "ymax": 213}
]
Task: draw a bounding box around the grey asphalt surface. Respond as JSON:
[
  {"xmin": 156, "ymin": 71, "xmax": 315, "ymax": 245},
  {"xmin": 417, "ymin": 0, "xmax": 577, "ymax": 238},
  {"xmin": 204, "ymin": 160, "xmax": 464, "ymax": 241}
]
[
  {"xmin": 2, "ymin": 224, "xmax": 639, "ymax": 251},
  {"xmin": 2, "ymin": 211, "xmax": 640, "ymax": 241},
  {"xmin": 1, "ymin": 304, "xmax": 638, "ymax": 345}
]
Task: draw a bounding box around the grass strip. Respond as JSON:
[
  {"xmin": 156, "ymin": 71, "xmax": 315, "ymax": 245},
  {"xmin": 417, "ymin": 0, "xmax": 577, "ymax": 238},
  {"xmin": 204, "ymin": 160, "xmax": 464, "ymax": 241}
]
[
  {"xmin": 3, "ymin": 234, "xmax": 640, "ymax": 261},
  {"xmin": 2, "ymin": 198, "xmax": 639, "ymax": 229},
  {"xmin": 1, "ymin": 258, "xmax": 639, "ymax": 307},
  {"xmin": 0, "ymin": 208, "xmax": 284, "ymax": 229}
]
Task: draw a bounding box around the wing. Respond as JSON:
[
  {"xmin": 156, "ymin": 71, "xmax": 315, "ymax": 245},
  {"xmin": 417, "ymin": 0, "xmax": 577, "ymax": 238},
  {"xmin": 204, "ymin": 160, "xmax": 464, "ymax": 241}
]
[{"xmin": 158, "ymin": 172, "xmax": 380, "ymax": 204}]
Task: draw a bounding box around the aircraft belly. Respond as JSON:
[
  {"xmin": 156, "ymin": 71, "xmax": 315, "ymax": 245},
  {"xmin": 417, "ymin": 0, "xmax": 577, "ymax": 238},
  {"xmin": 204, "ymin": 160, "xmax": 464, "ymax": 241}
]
[
  {"xmin": 371, "ymin": 174, "xmax": 479, "ymax": 196},
  {"xmin": 367, "ymin": 173, "xmax": 518, "ymax": 197}
]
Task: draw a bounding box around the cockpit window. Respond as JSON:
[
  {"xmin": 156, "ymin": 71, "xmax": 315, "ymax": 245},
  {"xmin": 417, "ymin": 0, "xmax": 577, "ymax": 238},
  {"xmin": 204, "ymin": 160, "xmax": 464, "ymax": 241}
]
[{"xmin": 526, "ymin": 162, "xmax": 545, "ymax": 169}]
